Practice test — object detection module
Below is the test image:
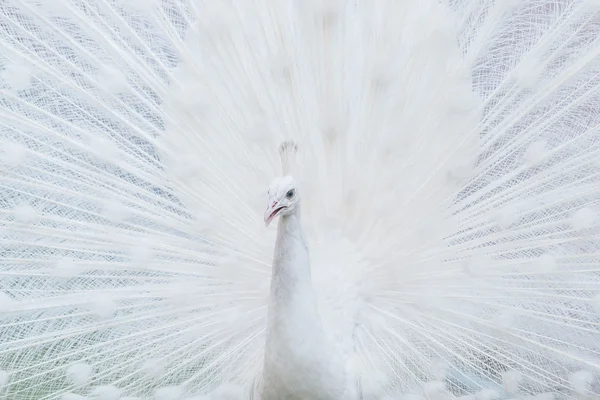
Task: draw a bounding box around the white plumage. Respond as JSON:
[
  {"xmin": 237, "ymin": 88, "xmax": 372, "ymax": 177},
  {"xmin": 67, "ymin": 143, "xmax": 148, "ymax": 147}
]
[
  {"xmin": 260, "ymin": 144, "xmax": 351, "ymax": 399},
  {"xmin": 0, "ymin": 0, "xmax": 599, "ymax": 399}
]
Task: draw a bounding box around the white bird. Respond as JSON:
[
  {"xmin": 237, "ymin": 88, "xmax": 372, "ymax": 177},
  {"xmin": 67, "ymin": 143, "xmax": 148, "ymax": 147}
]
[
  {"xmin": 0, "ymin": 0, "xmax": 599, "ymax": 400},
  {"xmin": 260, "ymin": 142, "xmax": 351, "ymax": 399}
]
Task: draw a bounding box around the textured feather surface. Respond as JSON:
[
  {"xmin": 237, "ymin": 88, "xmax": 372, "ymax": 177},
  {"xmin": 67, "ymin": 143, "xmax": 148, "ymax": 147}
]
[{"xmin": 0, "ymin": 0, "xmax": 600, "ymax": 399}]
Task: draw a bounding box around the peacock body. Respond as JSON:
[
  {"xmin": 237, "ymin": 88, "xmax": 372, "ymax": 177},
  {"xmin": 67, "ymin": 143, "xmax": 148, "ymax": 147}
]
[{"xmin": 0, "ymin": 0, "xmax": 600, "ymax": 399}]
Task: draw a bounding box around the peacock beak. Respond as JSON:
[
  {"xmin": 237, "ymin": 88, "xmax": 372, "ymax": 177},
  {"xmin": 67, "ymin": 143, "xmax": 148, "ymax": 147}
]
[{"xmin": 264, "ymin": 201, "xmax": 284, "ymax": 227}]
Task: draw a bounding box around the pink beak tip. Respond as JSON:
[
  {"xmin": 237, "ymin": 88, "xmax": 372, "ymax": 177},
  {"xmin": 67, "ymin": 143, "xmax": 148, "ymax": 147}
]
[{"xmin": 264, "ymin": 202, "xmax": 281, "ymax": 227}]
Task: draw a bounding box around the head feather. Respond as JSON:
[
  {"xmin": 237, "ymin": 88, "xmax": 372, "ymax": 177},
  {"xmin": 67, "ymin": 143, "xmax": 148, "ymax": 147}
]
[{"xmin": 278, "ymin": 141, "xmax": 297, "ymax": 176}]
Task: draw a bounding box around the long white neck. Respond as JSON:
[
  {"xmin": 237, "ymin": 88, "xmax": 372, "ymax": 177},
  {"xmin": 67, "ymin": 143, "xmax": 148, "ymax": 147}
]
[
  {"xmin": 267, "ymin": 211, "xmax": 321, "ymax": 329},
  {"xmin": 271, "ymin": 212, "xmax": 312, "ymax": 294},
  {"xmin": 262, "ymin": 211, "xmax": 337, "ymax": 397}
]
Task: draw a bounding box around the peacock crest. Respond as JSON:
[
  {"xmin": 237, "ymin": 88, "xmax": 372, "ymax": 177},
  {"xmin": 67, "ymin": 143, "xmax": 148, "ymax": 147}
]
[{"xmin": 278, "ymin": 141, "xmax": 298, "ymax": 176}]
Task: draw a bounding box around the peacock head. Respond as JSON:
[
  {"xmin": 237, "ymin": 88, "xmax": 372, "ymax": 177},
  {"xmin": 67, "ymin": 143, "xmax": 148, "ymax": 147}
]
[
  {"xmin": 264, "ymin": 175, "xmax": 299, "ymax": 226},
  {"xmin": 264, "ymin": 141, "xmax": 300, "ymax": 227}
]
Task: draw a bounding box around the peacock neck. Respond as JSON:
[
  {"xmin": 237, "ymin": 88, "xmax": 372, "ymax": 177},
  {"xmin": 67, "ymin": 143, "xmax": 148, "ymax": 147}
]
[
  {"xmin": 262, "ymin": 211, "xmax": 346, "ymax": 399},
  {"xmin": 266, "ymin": 209, "xmax": 323, "ymax": 329},
  {"xmin": 271, "ymin": 212, "xmax": 312, "ymax": 288}
]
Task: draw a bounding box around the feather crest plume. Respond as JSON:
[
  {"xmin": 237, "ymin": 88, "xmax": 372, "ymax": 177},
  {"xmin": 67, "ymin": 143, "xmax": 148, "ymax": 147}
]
[{"xmin": 279, "ymin": 141, "xmax": 298, "ymax": 176}]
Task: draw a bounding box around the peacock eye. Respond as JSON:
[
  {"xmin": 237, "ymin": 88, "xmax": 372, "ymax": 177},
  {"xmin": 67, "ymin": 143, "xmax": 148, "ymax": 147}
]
[{"xmin": 286, "ymin": 189, "xmax": 295, "ymax": 199}]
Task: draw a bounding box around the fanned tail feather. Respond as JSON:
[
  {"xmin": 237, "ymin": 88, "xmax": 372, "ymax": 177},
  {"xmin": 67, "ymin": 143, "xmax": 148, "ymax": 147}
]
[{"xmin": 0, "ymin": 0, "xmax": 599, "ymax": 399}]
